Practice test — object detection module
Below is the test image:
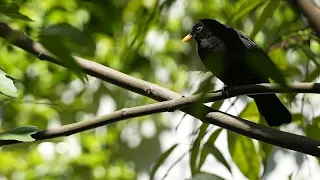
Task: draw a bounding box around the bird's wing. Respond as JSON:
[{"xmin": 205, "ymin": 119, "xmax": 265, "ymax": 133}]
[{"xmin": 237, "ymin": 30, "xmax": 260, "ymax": 50}]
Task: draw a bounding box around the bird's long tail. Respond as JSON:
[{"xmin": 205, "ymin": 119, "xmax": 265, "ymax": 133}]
[{"xmin": 252, "ymin": 94, "xmax": 292, "ymax": 126}]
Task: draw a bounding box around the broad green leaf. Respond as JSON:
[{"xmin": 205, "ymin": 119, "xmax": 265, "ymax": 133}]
[
  {"xmin": 0, "ymin": 126, "xmax": 38, "ymax": 142},
  {"xmin": 239, "ymin": 101, "xmax": 260, "ymax": 124},
  {"xmin": 268, "ymin": 48, "xmax": 287, "ymax": 70},
  {"xmin": 198, "ymin": 128, "xmax": 223, "ymax": 169},
  {"xmin": 149, "ymin": 144, "xmax": 178, "ymax": 180},
  {"xmin": 250, "ymin": 0, "xmax": 280, "ymax": 39},
  {"xmin": 0, "ymin": 0, "xmax": 32, "ymax": 21},
  {"xmin": 204, "ymin": 144, "xmax": 231, "ymax": 173},
  {"xmin": 0, "ymin": 74, "xmax": 17, "ymax": 98},
  {"xmin": 306, "ymin": 117, "xmax": 320, "ymax": 141},
  {"xmin": 228, "ymin": 132, "xmax": 260, "ymax": 180},
  {"xmin": 40, "ymin": 24, "xmax": 96, "ymax": 57},
  {"xmin": 39, "ymin": 34, "xmax": 87, "ymax": 82},
  {"xmin": 191, "ymin": 172, "xmax": 224, "ymax": 180}
]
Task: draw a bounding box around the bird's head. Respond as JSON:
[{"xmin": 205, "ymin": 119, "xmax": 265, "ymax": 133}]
[{"xmin": 182, "ymin": 19, "xmax": 224, "ymax": 43}]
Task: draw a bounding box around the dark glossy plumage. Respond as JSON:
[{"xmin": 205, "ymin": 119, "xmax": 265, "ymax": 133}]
[{"xmin": 184, "ymin": 19, "xmax": 291, "ymax": 126}]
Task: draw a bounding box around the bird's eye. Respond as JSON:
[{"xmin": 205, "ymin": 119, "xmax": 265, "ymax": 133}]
[{"xmin": 196, "ymin": 27, "xmax": 202, "ymax": 31}]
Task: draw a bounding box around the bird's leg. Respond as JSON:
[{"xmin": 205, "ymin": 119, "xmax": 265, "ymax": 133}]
[{"xmin": 222, "ymin": 82, "xmax": 236, "ymax": 98}]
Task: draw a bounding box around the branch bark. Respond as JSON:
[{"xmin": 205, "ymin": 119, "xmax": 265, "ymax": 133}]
[
  {"xmin": 0, "ymin": 23, "xmax": 319, "ymax": 156},
  {"xmin": 1, "ymin": 83, "xmax": 320, "ymax": 156}
]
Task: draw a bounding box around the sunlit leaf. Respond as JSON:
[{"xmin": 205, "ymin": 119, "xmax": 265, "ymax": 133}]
[
  {"xmin": 268, "ymin": 48, "xmax": 287, "ymax": 70},
  {"xmin": 239, "ymin": 101, "xmax": 260, "ymax": 123},
  {"xmin": 0, "ymin": 126, "xmax": 38, "ymax": 142},
  {"xmin": 228, "ymin": 132, "xmax": 260, "ymax": 180},
  {"xmin": 0, "ymin": 74, "xmax": 17, "ymax": 98}
]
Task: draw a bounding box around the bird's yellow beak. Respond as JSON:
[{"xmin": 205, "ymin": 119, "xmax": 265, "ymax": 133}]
[{"xmin": 182, "ymin": 34, "xmax": 193, "ymax": 42}]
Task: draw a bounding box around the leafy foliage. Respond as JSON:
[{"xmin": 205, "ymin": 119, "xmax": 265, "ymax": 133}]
[{"xmin": 0, "ymin": 0, "xmax": 319, "ymax": 179}]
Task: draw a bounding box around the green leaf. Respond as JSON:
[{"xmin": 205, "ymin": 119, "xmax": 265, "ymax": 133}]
[
  {"xmin": 191, "ymin": 172, "xmax": 224, "ymax": 180},
  {"xmin": 228, "ymin": 132, "xmax": 260, "ymax": 180},
  {"xmin": 190, "ymin": 123, "xmax": 209, "ymax": 175},
  {"xmin": 211, "ymin": 100, "xmax": 224, "ymax": 110},
  {"xmin": 231, "ymin": 0, "xmax": 264, "ymax": 24},
  {"xmin": 0, "ymin": 74, "xmax": 18, "ymax": 98},
  {"xmin": 0, "ymin": 126, "xmax": 38, "ymax": 142},
  {"xmin": 206, "ymin": 128, "xmax": 223, "ymax": 144},
  {"xmin": 306, "ymin": 117, "xmax": 320, "ymax": 141},
  {"xmin": 0, "ymin": 0, "xmax": 32, "ymax": 21},
  {"xmin": 239, "ymin": 101, "xmax": 260, "ymax": 124},
  {"xmin": 198, "ymin": 128, "xmax": 223, "ymax": 169},
  {"xmin": 250, "ymin": 0, "xmax": 280, "ymax": 39},
  {"xmin": 204, "ymin": 144, "xmax": 231, "ymax": 173},
  {"xmin": 247, "ymin": 48, "xmax": 287, "ymax": 87},
  {"xmin": 40, "ymin": 24, "xmax": 96, "ymax": 57},
  {"xmin": 40, "ymin": 28, "xmax": 88, "ymax": 82},
  {"xmin": 259, "ymin": 141, "xmax": 273, "ymax": 175},
  {"xmin": 268, "ymin": 48, "xmax": 287, "ymax": 70},
  {"xmin": 149, "ymin": 144, "xmax": 178, "ymax": 180}
]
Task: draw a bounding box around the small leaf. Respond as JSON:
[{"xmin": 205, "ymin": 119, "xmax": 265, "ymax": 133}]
[
  {"xmin": 149, "ymin": 144, "xmax": 178, "ymax": 180},
  {"xmin": 306, "ymin": 117, "xmax": 320, "ymax": 141},
  {"xmin": 0, "ymin": 0, "xmax": 32, "ymax": 21},
  {"xmin": 0, "ymin": 126, "xmax": 38, "ymax": 142},
  {"xmin": 39, "ymin": 34, "xmax": 87, "ymax": 82},
  {"xmin": 191, "ymin": 172, "xmax": 224, "ymax": 180},
  {"xmin": 0, "ymin": 74, "xmax": 18, "ymax": 98},
  {"xmin": 250, "ymin": 0, "xmax": 280, "ymax": 39},
  {"xmin": 40, "ymin": 24, "xmax": 95, "ymax": 57}
]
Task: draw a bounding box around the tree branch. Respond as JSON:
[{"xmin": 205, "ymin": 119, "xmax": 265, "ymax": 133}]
[
  {"xmin": 1, "ymin": 83, "xmax": 320, "ymax": 156},
  {"xmin": 0, "ymin": 22, "xmax": 319, "ymax": 156}
]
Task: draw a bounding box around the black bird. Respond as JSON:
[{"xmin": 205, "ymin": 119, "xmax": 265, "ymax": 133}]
[{"xmin": 182, "ymin": 19, "xmax": 291, "ymax": 126}]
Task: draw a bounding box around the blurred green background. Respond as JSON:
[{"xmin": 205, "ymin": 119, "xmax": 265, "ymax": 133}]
[{"xmin": 0, "ymin": 0, "xmax": 320, "ymax": 179}]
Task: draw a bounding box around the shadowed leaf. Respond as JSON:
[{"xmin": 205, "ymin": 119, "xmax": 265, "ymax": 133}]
[{"xmin": 149, "ymin": 144, "xmax": 178, "ymax": 180}]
